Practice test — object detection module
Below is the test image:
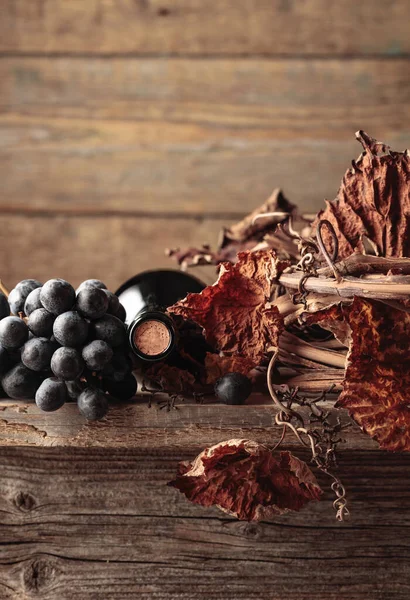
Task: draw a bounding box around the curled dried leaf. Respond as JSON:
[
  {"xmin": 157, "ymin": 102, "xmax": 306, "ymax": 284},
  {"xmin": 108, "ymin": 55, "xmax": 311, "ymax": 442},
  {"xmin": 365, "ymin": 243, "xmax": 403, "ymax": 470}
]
[
  {"xmin": 169, "ymin": 439, "xmax": 322, "ymax": 521},
  {"xmin": 167, "ymin": 189, "xmax": 296, "ymax": 268},
  {"xmin": 204, "ymin": 353, "xmax": 255, "ymax": 385},
  {"xmin": 336, "ymin": 297, "xmax": 410, "ymax": 451},
  {"xmin": 169, "ymin": 250, "xmax": 286, "ymax": 364},
  {"xmin": 144, "ymin": 363, "xmax": 197, "ymax": 395},
  {"xmin": 314, "ymin": 131, "xmax": 410, "ymax": 259}
]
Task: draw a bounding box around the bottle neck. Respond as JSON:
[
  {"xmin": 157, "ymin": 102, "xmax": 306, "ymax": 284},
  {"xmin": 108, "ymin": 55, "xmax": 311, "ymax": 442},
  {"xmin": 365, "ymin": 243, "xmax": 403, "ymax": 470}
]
[{"xmin": 128, "ymin": 310, "xmax": 176, "ymax": 362}]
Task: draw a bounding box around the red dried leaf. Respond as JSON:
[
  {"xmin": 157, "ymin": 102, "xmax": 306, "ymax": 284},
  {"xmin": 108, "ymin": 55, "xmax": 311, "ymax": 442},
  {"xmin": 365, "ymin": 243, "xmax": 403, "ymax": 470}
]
[
  {"xmin": 145, "ymin": 363, "xmax": 197, "ymax": 394},
  {"xmin": 314, "ymin": 131, "xmax": 410, "ymax": 259},
  {"xmin": 335, "ymin": 297, "xmax": 410, "ymax": 451},
  {"xmin": 169, "ymin": 250, "xmax": 286, "ymax": 364},
  {"xmin": 169, "ymin": 439, "xmax": 322, "ymax": 521},
  {"xmin": 167, "ymin": 189, "xmax": 296, "ymax": 269},
  {"xmin": 303, "ymin": 302, "xmax": 352, "ymax": 347},
  {"xmin": 204, "ymin": 353, "xmax": 255, "ymax": 385}
]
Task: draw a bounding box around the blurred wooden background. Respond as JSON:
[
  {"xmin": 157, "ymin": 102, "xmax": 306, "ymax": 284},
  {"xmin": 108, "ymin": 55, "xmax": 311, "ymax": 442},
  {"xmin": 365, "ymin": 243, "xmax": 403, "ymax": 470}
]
[{"xmin": 1, "ymin": 0, "xmax": 410, "ymax": 290}]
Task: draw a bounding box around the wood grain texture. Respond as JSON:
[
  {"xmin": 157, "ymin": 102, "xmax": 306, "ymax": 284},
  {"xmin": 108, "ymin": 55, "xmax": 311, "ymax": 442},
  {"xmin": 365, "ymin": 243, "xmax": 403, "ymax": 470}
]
[
  {"xmin": 0, "ymin": 0, "xmax": 409, "ymax": 56},
  {"xmin": 0, "ymin": 398, "xmax": 372, "ymax": 450},
  {"xmin": 0, "ymin": 214, "xmax": 222, "ymax": 290},
  {"xmin": 0, "ymin": 444, "xmax": 409, "ymax": 599},
  {"xmin": 2, "ymin": 57, "xmax": 410, "ymax": 214}
]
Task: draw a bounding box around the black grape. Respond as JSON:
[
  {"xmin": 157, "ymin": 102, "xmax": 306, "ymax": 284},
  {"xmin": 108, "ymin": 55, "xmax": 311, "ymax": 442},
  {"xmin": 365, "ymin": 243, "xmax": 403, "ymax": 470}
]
[
  {"xmin": 103, "ymin": 290, "xmax": 120, "ymax": 315},
  {"xmin": 91, "ymin": 314, "xmax": 126, "ymax": 347},
  {"xmin": 78, "ymin": 387, "xmax": 109, "ymax": 421},
  {"xmin": 35, "ymin": 377, "xmax": 67, "ymax": 412},
  {"xmin": 0, "ymin": 316, "xmax": 29, "ymax": 349},
  {"xmin": 66, "ymin": 378, "xmax": 86, "ymax": 401},
  {"xmin": 82, "ymin": 340, "xmax": 113, "ymax": 371},
  {"xmin": 102, "ymin": 350, "xmax": 132, "ymax": 382},
  {"xmin": 76, "ymin": 286, "xmax": 109, "ymax": 320},
  {"xmin": 103, "ymin": 373, "xmax": 137, "ymax": 400},
  {"xmin": 76, "ymin": 279, "xmax": 107, "ymax": 294},
  {"xmin": 53, "ymin": 311, "xmax": 89, "ymax": 347},
  {"xmin": 28, "ymin": 308, "xmax": 55, "ymax": 338},
  {"xmin": 0, "ymin": 293, "xmax": 10, "ymax": 320},
  {"xmin": 114, "ymin": 303, "xmax": 126, "ymax": 323},
  {"xmin": 51, "ymin": 347, "xmax": 84, "ymax": 380},
  {"xmin": 24, "ymin": 287, "xmax": 43, "ymax": 316},
  {"xmin": 2, "ymin": 363, "xmax": 42, "ymax": 399},
  {"xmin": 0, "ymin": 345, "xmax": 12, "ymax": 376},
  {"xmin": 214, "ymin": 372, "xmax": 252, "ymax": 405},
  {"xmin": 21, "ymin": 337, "xmax": 55, "ymax": 372},
  {"xmin": 40, "ymin": 279, "xmax": 75, "ymax": 315},
  {"xmin": 8, "ymin": 279, "xmax": 42, "ymax": 315}
]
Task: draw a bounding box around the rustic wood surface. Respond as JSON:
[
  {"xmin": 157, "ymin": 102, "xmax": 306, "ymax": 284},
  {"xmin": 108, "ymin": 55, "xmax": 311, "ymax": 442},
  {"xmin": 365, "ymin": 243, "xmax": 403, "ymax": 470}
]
[
  {"xmin": 1, "ymin": 0, "xmax": 409, "ymax": 56},
  {"xmin": 0, "ymin": 398, "xmax": 408, "ymax": 599},
  {"xmin": 1, "ymin": 57, "xmax": 410, "ymax": 216},
  {"xmin": 1, "ymin": 2, "xmax": 410, "ymax": 598}
]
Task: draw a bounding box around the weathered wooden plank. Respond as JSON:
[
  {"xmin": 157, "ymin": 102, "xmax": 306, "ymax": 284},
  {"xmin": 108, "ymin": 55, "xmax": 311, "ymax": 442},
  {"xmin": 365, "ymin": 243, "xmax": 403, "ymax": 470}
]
[
  {"xmin": 0, "ymin": 446, "xmax": 408, "ymax": 599},
  {"xmin": 1, "ymin": 58, "xmax": 410, "ymax": 214},
  {"xmin": 0, "ymin": 0, "xmax": 409, "ymax": 56},
  {"xmin": 3, "ymin": 57, "xmax": 410, "ymax": 129},
  {"xmin": 0, "ymin": 214, "xmax": 221, "ymax": 290},
  {"xmin": 0, "ymin": 398, "xmax": 372, "ymax": 450}
]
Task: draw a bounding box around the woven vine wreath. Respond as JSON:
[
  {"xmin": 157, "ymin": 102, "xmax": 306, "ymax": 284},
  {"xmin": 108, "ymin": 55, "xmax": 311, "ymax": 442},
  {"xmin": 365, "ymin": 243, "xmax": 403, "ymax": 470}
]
[{"xmin": 151, "ymin": 130, "xmax": 410, "ymax": 522}]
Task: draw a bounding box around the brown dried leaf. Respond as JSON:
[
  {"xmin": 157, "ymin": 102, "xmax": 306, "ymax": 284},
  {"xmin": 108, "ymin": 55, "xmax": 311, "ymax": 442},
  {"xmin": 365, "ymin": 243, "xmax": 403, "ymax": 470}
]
[
  {"xmin": 169, "ymin": 439, "xmax": 322, "ymax": 521},
  {"xmin": 303, "ymin": 301, "xmax": 352, "ymax": 347},
  {"xmin": 169, "ymin": 250, "xmax": 286, "ymax": 364},
  {"xmin": 314, "ymin": 131, "xmax": 410, "ymax": 259},
  {"xmin": 335, "ymin": 297, "xmax": 410, "ymax": 451},
  {"xmin": 204, "ymin": 353, "xmax": 255, "ymax": 385},
  {"xmin": 145, "ymin": 363, "xmax": 197, "ymax": 395},
  {"xmin": 167, "ymin": 189, "xmax": 296, "ymax": 269}
]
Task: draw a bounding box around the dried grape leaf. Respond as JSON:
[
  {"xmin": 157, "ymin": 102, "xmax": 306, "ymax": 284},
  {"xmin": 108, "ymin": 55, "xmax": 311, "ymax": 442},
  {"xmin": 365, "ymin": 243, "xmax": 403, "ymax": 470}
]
[
  {"xmin": 303, "ymin": 302, "xmax": 352, "ymax": 347},
  {"xmin": 314, "ymin": 131, "xmax": 410, "ymax": 259},
  {"xmin": 144, "ymin": 363, "xmax": 197, "ymax": 394},
  {"xmin": 335, "ymin": 297, "xmax": 410, "ymax": 451},
  {"xmin": 169, "ymin": 439, "xmax": 322, "ymax": 521},
  {"xmin": 169, "ymin": 250, "xmax": 286, "ymax": 364},
  {"xmin": 167, "ymin": 189, "xmax": 296, "ymax": 269},
  {"xmin": 204, "ymin": 353, "xmax": 255, "ymax": 385}
]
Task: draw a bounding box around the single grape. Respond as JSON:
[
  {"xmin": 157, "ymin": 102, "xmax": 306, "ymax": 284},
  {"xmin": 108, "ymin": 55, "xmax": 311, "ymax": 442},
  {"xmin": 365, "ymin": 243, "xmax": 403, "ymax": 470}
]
[
  {"xmin": 0, "ymin": 293, "xmax": 10, "ymax": 320},
  {"xmin": 102, "ymin": 350, "xmax": 132, "ymax": 382},
  {"xmin": 8, "ymin": 279, "xmax": 42, "ymax": 315},
  {"xmin": 103, "ymin": 290, "xmax": 120, "ymax": 316},
  {"xmin": 51, "ymin": 347, "xmax": 84, "ymax": 380},
  {"xmin": 78, "ymin": 387, "xmax": 109, "ymax": 421},
  {"xmin": 24, "ymin": 287, "xmax": 43, "ymax": 316},
  {"xmin": 103, "ymin": 373, "xmax": 137, "ymax": 400},
  {"xmin": 114, "ymin": 303, "xmax": 126, "ymax": 323},
  {"xmin": 91, "ymin": 314, "xmax": 126, "ymax": 347},
  {"xmin": 21, "ymin": 337, "xmax": 55, "ymax": 372},
  {"xmin": 28, "ymin": 308, "xmax": 55, "ymax": 338},
  {"xmin": 2, "ymin": 363, "xmax": 42, "ymax": 399},
  {"xmin": 82, "ymin": 340, "xmax": 113, "ymax": 371},
  {"xmin": 214, "ymin": 372, "xmax": 252, "ymax": 405},
  {"xmin": 35, "ymin": 377, "xmax": 67, "ymax": 412},
  {"xmin": 53, "ymin": 311, "xmax": 89, "ymax": 347},
  {"xmin": 0, "ymin": 345, "xmax": 12, "ymax": 376},
  {"xmin": 65, "ymin": 378, "xmax": 86, "ymax": 401},
  {"xmin": 0, "ymin": 316, "xmax": 29, "ymax": 349},
  {"xmin": 76, "ymin": 287, "xmax": 109, "ymax": 320},
  {"xmin": 40, "ymin": 279, "xmax": 75, "ymax": 315},
  {"xmin": 76, "ymin": 279, "xmax": 107, "ymax": 294}
]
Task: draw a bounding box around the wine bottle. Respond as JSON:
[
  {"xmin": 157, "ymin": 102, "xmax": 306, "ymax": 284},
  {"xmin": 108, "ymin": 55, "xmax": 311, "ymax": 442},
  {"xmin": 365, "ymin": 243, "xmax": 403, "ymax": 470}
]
[{"xmin": 116, "ymin": 270, "xmax": 204, "ymax": 362}]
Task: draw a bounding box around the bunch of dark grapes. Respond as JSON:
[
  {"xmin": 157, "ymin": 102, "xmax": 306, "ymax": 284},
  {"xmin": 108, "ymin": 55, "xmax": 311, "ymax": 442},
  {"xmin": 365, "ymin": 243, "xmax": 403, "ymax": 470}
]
[{"xmin": 0, "ymin": 279, "xmax": 136, "ymax": 420}]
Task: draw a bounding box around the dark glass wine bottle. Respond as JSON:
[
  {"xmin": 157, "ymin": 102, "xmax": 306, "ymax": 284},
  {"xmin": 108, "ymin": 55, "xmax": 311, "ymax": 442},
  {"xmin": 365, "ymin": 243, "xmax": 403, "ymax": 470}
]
[{"xmin": 115, "ymin": 270, "xmax": 204, "ymax": 362}]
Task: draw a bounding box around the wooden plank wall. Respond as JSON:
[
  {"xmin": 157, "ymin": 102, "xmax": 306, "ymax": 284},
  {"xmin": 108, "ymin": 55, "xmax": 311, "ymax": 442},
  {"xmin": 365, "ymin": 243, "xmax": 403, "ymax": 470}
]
[{"xmin": 1, "ymin": 0, "xmax": 410, "ymax": 291}]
